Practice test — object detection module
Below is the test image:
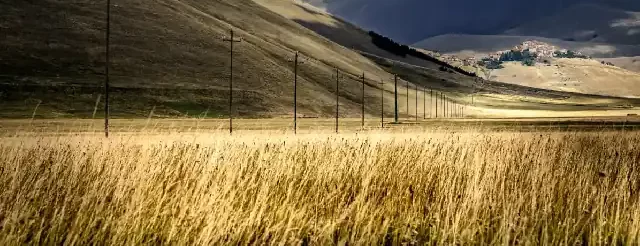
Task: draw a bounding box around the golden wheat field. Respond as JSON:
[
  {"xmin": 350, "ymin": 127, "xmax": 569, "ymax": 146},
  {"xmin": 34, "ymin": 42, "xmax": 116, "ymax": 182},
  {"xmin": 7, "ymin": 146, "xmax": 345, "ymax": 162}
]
[{"xmin": 1, "ymin": 123, "xmax": 640, "ymax": 245}]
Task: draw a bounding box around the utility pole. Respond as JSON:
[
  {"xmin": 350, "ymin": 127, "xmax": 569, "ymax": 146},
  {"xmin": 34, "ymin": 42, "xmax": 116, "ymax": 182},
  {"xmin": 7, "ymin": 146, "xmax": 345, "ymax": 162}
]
[
  {"xmin": 222, "ymin": 29, "xmax": 242, "ymax": 134},
  {"xmin": 335, "ymin": 68, "xmax": 340, "ymax": 134},
  {"xmin": 442, "ymin": 95, "xmax": 449, "ymax": 119},
  {"xmin": 406, "ymin": 81, "xmax": 409, "ymax": 118},
  {"xmin": 448, "ymin": 96, "xmax": 451, "ymax": 118},
  {"xmin": 435, "ymin": 91, "xmax": 438, "ymax": 118},
  {"xmin": 430, "ymin": 89, "xmax": 433, "ymax": 119},
  {"xmin": 444, "ymin": 94, "xmax": 447, "ymax": 119},
  {"xmin": 423, "ymin": 87, "xmax": 426, "ymax": 120},
  {"xmin": 289, "ymin": 51, "xmax": 305, "ymax": 134},
  {"xmin": 441, "ymin": 93, "xmax": 444, "ymax": 118},
  {"xmin": 361, "ymin": 72, "xmax": 365, "ymax": 129},
  {"xmin": 415, "ymin": 85, "xmax": 418, "ymax": 121},
  {"xmin": 454, "ymin": 103, "xmax": 460, "ymax": 119},
  {"xmin": 104, "ymin": 0, "xmax": 111, "ymax": 138},
  {"xmin": 472, "ymin": 82, "xmax": 475, "ymax": 105},
  {"xmin": 380, "ymin": 79, "xmax": 384, "ymax": 128},
  {"xmin": 394, "ymin": 75, "xmax": 399, "ymax": 123}
]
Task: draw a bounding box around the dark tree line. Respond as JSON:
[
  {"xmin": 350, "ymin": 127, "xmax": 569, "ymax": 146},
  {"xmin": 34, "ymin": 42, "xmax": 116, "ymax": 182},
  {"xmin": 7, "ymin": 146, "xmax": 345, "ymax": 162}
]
[
  {"xmin": 500, "ymin": 49, "xmax": 537, "ymax": 66},
  {"xmin": 368, "ymin": 31, "xmax": 477, "ymax": 77},
  {"xmin": 478, "ymin": 49, "xmax": 538, "ymax": 69},
  {"xmin": 554, "ymin": 50, "xmax": 589, "ymax": 59}
]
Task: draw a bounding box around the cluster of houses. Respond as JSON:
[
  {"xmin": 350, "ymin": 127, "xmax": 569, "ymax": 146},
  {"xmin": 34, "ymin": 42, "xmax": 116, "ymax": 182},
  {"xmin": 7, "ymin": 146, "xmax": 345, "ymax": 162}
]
[
  {"xmin": 436, "ymin": 54, "xmax": 477, "ymax": 67},
  {"xmin": 516, "ymin": 41, "xmax": 558, "ymax": 58},
  {"xmin": 433, "ymin": 40, "xmax": 591, "ymax": 69},
  {"xmin": 487, "ymin": 40, "xmax": 588, "ymax": 61}
]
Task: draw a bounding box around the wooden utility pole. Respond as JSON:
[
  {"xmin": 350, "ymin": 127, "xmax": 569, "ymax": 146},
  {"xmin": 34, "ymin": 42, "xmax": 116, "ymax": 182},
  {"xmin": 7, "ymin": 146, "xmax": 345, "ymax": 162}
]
[
  {"xmin": 415, "ymin": 85, "xmax": 418, "ymax": 121},
  {"xmin": 439, "ymin": 91, "xmax": 446, "ymax": 118},
  {"xmin": 423, "ymin": 87, "xmax": 426, "ymax": 120},
  {"xmin": 394, "ymin": 75, "xmax": 399, "ymax": 123},
  {"xmin": 290, "ymin": 51, "xmax": 305, "ymax": 134},
  {"xmin": 435, "ymin": 91, "xmax": 438, "ymax": 118},
  {"xmin": 444, "ymin": 94, "xmax": 447, "ymax": 119},
  {"xmin": 380, "ymin": 79, "xmax": 384, "ymax": 128},
  {"xmin": 448, "ymin": 96, "xmax": 451, "ymax": 118},
  {"xmin": 472, "ymin": 83, "xmax": 475, "ymax": 105},
  {"xmin": 335, "ymin": 68, "xmax": 340, "ymax": 134},
  {"xmin": 104, "ymin": 0, "xmax": 111, "ymax": 138},
  {"xmin": 361, "ymin": 72, "xmax": 365, "ymax": 129},
  {"xmin": 222, "ymin": 29, "xmax": 242, "ymax": 134},
  {"xmin": 442, "ymin": 93, "xmax": 444, "ymax": 118},
  {"xmin": 406, "ymin": 81, "xmax": 409, "ymax": 118},
  {"xmin": 430, "ymin": 89, "xmax": 433, "ymax": 119},
  {"xmin": 442, "ymin": 95, "xmax": 449, "ymax": 119}
]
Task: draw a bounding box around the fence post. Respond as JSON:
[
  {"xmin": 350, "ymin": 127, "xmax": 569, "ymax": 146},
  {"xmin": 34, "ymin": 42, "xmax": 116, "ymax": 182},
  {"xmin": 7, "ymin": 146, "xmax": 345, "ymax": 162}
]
[{"xmin": 423, "ymin": 87, "xmax": 426, "ymax": 120}]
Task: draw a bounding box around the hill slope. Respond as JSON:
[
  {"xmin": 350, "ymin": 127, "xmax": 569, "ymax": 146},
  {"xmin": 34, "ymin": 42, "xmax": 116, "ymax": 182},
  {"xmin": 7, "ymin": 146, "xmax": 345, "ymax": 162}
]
[
  {"xmin": 490, "ymin": 59, "xmax": 640, "ymax": 97},
  {"xmin": 600, "ymin": 56, "xmax": 640, "ymax": 72},
  {"xmin": 0, "ymin": 0, "xmax": 402, "ymax": 118}
]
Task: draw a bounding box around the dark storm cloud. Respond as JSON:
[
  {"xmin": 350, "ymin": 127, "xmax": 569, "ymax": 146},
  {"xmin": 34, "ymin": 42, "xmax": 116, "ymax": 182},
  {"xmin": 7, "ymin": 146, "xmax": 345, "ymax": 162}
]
[{"xmin": 318, "ymin": 0, "xmax": 640, "ymax": 43}]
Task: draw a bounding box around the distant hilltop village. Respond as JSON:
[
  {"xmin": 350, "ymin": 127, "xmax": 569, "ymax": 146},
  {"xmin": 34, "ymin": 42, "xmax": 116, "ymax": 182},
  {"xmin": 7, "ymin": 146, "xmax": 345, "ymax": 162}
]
[
  {"xmin": 473, "ymin": 40, "xmax": 595, "ymax": 69},
  {"xmin": 431, "ymin": 40, "xmax": 609, "ymax": 71},
  {"xmin": 490, "ymin": 40, "xmax": 587, "ymax": 60}
]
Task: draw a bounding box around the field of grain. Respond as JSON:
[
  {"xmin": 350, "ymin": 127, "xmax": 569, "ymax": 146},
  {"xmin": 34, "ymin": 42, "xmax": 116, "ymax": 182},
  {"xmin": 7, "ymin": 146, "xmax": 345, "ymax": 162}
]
[{"xmin": 1, "ymin": 125, "xmax": 639, "ymax": 245}]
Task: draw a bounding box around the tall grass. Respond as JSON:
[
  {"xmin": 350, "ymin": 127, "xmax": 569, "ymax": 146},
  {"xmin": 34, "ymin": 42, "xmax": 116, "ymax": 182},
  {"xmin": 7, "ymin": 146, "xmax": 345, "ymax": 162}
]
[{"xmin": 0, "ymin": 130, "xmax": 639, "ymax": 245}]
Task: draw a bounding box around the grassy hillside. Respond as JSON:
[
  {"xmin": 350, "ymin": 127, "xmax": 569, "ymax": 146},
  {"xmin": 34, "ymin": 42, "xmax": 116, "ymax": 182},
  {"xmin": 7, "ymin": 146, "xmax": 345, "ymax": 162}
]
[
  {"xmin": 254, "ymin": 0, "xmax": 446, "ymax": 70},
  {"xmin": 490, "ymin": 58, "xmax": 640, "ymax": 98},
  {"xmin": 0, "ymin": 0, "xmax": 405, "ymax": 118},
  {"xmin": 600, "ymin": 56, "xmax": 640, "ymax": 73}
]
